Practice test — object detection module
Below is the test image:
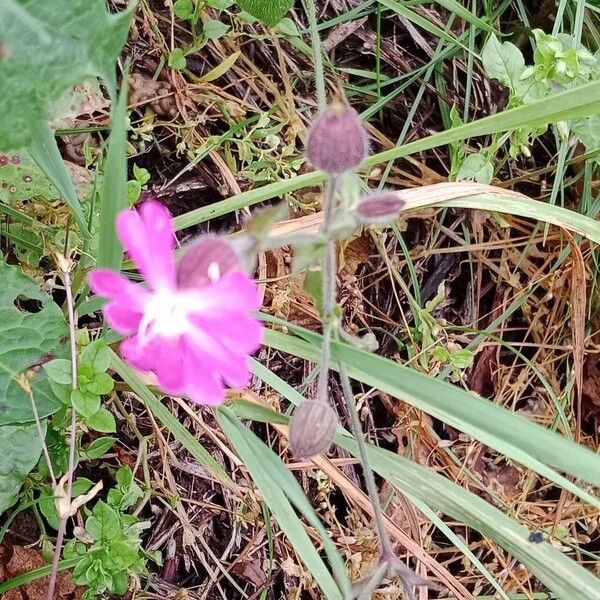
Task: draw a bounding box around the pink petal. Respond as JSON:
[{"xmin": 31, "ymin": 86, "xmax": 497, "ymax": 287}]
[
  {"xmin": 182, "ymin": 342, "xmax": 227, "ymax": 405},
  {"xmin": 103, "ymin": 303, "xmax": 143, "ymax": 334},
  {"xmin": 88, "ymin": 269, "xmax": 148, "ymax": 334},
  {"xmin": 155, "ymin": 338, "xmax": 186, "ymax": 395},
  {"xmin": 120, "ymin": 336, "xmax": 157, "ymax": 373},
  {"xmin": 192, "ymin": 272, "xmax": 262, "ymax": 314},
  {"xmin": 185, "ymin": 333, "xmax": 252, "ymax": 389},
  {"xmin": 116, "ymin": 200, "xmax": 176, "ymax": 290},
  {"xmin": 191, "ymin": 314, "xmax": 263, "ymax": 356}
]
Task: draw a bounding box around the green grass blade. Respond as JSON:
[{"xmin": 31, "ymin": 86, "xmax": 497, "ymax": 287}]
[
  {"xmin": 433, "ymin": 0, "xmax": 497, "ymax": 32},
  {"xmin": 28, "ymin": 121, "xmax": 89, "ymax": 237},
  {"xmin": 97, "ymin": 67, "xmax": 129, "ymax": 270},
  {"xmin": 378, "ymin": 0, "xmax": 474, "ymax": 55},
  {"xmin": 359, "ymin": 441, "xmax": 600, "ymax": 600},
  {"xmin": 261, "ymin": 321, "xmax": 600, "ymax": 498},
  {"xmin": 0, "ymin": 558, "xmax": 79, "ymax": 595},
  {"xmin": 174, "ymin": 80, "xmax": 600, "ymax": 231},
  {"xmin": 217, "ymin": 408, "xmax": 345, "ymax": 600},
  {"xmin": 109, "ymin": 350, "xmax": 233, "ymax": 487},
  {"xmin": 231, "ymin": 399, "xmax": 600, "ymax": 600}
]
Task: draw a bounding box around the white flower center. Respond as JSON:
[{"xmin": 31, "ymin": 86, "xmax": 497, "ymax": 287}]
[{"xmin": 137, "ymin": 288, "xmax": 203, "ymax": 345}]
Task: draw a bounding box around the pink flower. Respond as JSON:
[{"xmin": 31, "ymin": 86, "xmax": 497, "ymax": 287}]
[{"xmin": 88, "ymin": 200, "xmax": 263, "ymax": 405}]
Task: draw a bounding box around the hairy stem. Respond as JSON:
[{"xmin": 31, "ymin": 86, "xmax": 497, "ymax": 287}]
[
  {"xmin": 315, "ymin": 175, "xmax": 340, "ymax": 405},
  {"xmin": 303, "ymin": 0, "xmax": 327, "ymax": 110},
  {"xmin": 47, "ymin": 265, "xmax": 78, "ymax": 600}
]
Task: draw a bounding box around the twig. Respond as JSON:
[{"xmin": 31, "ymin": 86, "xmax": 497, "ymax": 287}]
[{"xmin": 47, "ymin": 258, "xmax": 79, "ymax": 600}]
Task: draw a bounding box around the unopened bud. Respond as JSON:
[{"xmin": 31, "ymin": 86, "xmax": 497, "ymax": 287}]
[
  {"xmin": 356, "ymin": 193, "xmax": 406, "ymax": 223},
  {"xmin": 306, "ymin": 103, "xmax": 368, "ymax": 174},
  {"xmin": 176, "ymin": 237, "xmax": 240, "ymax": 289},
  {"xmin": 289, "ymin": 400, "xmax": 338, "ymax": 459}
]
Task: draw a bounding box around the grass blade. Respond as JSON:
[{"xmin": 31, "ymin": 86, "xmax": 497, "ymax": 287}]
[
  {"xmin": 218, "ymin": 408, "xmax": 346, "ymax": 600},
  {"xmin": 261, "ymin": 320, "xmax": 600, "ymax": 497},
  {"xmin": 28, "ymin": 121, "xmax": 89, "ymax": 237},
  {"xmin": 97, "ymin": 67, "xmax": 129, "ymax": 270},
  {"xmin": 174, "ymin": 80, "xmax": 600, "ymax": 231},
  {"xmin": 231, "ymin": 399, "xmax": 600, "ymax": 600}
]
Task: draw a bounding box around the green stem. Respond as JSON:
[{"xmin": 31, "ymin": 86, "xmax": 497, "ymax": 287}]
[
  {"xmin": 316, "ymin": 176, "xmax": 340, "ymax": 404},
  {"xmin": 303, "ymin": 0, "xmax": 327, "ymax": 110}
]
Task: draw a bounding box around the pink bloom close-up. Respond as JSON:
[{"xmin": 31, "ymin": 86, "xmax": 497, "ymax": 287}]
[{"xmin": 88, "ymin": 200, "xmax": 263, "ymax": 405}]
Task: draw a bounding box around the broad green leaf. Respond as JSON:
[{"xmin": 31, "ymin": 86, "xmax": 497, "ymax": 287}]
[
  {"xmin": 168, "ymin": 48, "xmax": 187, "ymax": 71},
  {"xmin": 81, "ymin": 437, "xmax": 116, "ymax": 460},
  {"xmin": 572, "ymin": 114, "xmax": 600, "ymax": 158},
  {"xmin": 0, "ymin": 0, "xmax": 134, "ymax": 150},
  {"xmin": 85, "ymin": 406, "xmax": 116, "ymax": 433},
  {"xmin": 86, "ymin": 501, "xmax": 121, "ymax": 541},
  {"xmin": 173, "ymin": 0, "xmax": 194, "ymax": 20},
  {"xmin": 481, "ymin": 33, "xmax": 525, "ymax": 91},
  {"xmin": 71, "ymin": 389, "xmax": 101, "ymax": 419},
  {"xmin": 0, "ymin": 422, "xmax": 44, "ymax": 513},
  {"xmin": 81, "ymin": 340, "xmax": 111, "ymax": 373},
  {"xmin": 0, "ymin": 261, "xmax": 67, "ymax": 424},
  {"xmin": 203, "ymin": 19, "xmax": 230, "ymax": 40},
  {"xmin": 0, "ymin": 152, "xmax": 65, "ymax": 204},
  {"xmin": 235, "ymin": 0, "xmax": 292, "ymax": 27},
  {"xmin": 455, "ymin": 153, "xmax": 494, "ymax": 184},
  {"xmin": 43, "ymin": 359, "xmax": 72, "ymax": 386}
]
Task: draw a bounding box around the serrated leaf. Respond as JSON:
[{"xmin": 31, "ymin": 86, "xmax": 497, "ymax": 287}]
[
  {"xmin": 235, "ymin": 0, "xmax": 292, "ymax": 27},
  {"xmin": 0, "ymin": 422, "xmax": 44, "ymax": 513},
  {"xmin": 0, "ymin": 261, "xmax": 68, "ymax": 424},
  {"xmin": 0, "ymin": 0, "xmax": 134, "ymax": 150}
]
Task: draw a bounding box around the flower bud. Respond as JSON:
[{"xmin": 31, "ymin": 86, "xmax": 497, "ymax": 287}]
[
  {"xmin": 289, "ymin": 400, "xmax": 338, "ymax": 459},
  {"xmin": 356, "ymin": 192, "xmax": 406, "ymax": 223},
  {"xmin": 306, "ymin": 103, "xmax": 368, "ymax": 174},
  {"xmin": 176, "ymin": 237, "xmax": 240, "ymax": 289}
]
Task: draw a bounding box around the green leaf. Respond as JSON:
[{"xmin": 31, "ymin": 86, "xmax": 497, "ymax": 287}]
[
  {"xmin": 0, "ymin": 151, "xmax": 63, "ymax": 204},
  {"xmin": 303, "ymin": 268, "xmax": 324, "ymax": 314},
  {"xmin": 0, "ymin": 261, "xmax": 68, "ymax": 424},
  {"xmin": 71, "ymin": 389, "xmax": 101, "ymax": 419},
  {"xmin": 168, "ymin": 48, "xmax": 187, "ymax": 70},
  {"xmin": 86, "ymin": 501, "xmax": 121, "ymax": 541},
  {"xmin": 81, "ymin": 437, "xmax": 117, "ymax": 460},
  {"xmin": 481, "ymin": 33, "xmax": 525, "ymax": 91},
  {"xmin": 0, "ymin": 0, "xmax": 134, "ymax": 150},
  {"xmin": 85, "ymin": 372, "xmax": 114, "ymax": 395},
  {"xmin": 28, "ymin": 121, "xmax": 90, "ymax": 236},
  {"xmin": 43, "ymin": 359, "xmax": 72, "ymax": 386},
  {"xmin": 85, "ymin": 407, "xmax": 116, "ymax": 433},
  {"xmin": 235, "ymin": 0, "xmax": 292, "ymax": 27},
  {"xmin": 203, "ymin": 19, "xmax": 230, "ymax": 40},
  {"xmin": 97, "ymin": 67, "xmax": 129, "ymax": 271},
  {"xmin": 455, "ymin": 153, "xmax": 494, "ymax": 184},
  {"xmin": 572, "ymin": 115, "xmax": 600, "ymax": 158},
  {"xmin": 173, "ymin": 0, "xmax": 193, "ymax": 20},
  {"xmin": 0, "ymin": 422, "xmax": 44, "ymax": 513},
  {"xmin": 292, "ymin": 243, "xmax": 326, "ymax": 273},
  {"xmin": 81, "ymin": 340, "xmax": 111, "ymax": 374}
]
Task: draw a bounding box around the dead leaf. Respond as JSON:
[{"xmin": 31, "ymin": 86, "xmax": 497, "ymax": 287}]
[{"xmin": 0, "ymin": 544, "xmax": 83, "ymax": 599}]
